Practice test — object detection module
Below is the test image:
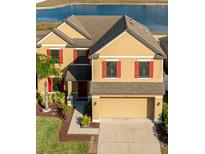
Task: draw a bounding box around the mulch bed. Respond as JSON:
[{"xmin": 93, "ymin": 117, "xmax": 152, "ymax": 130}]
[
  {"xmin": 155, "ymin": 123, "xmax": 168, "ymax": 152},
  {"xmin": 36, "ymin": 103, "xmax": 99, "ymax": 154},
  {"xmin": 36, "ymin": 103, "xmax": 61, "ymax": 118},
  {"xmin": 80, "ymin": 123, "xmax": 100, "ymax": 128}
]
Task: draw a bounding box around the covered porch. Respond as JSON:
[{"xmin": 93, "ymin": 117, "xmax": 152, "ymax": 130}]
[{"xmin": 65, "ymin": 64, "xmax": 91, "ymax": 104}]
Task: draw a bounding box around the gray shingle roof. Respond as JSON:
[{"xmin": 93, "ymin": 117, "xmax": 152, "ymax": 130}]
[
  {"xmin": 66, "ymin": 65, "xmax": 91, "ymax": 81},
  {"xmin": 65, "ymin": 15, "xmax": 92, "ymax": 39},
  {"xmin": 90, "ymin": 82, "xmax": 165, "ymax": 95},
  {"xmin": 37, "ymin": 15, "xmax": 166, "ymax": 59},
  {"xmin": 89, "ymin": 15, "xmax": 166, "ymax": 58}
]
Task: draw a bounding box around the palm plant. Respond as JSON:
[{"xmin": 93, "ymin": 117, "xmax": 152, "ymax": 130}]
[{"xmin": 36, "ymin": 53, "xmax": 60, "ymax": 112}]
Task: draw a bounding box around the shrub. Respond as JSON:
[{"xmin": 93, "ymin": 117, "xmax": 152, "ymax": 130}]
[
  {"xmin": 59, "ymin": 104, "xmax": 71, "ymax": 119},
  {"xmin": 83, "ymin": 102, "xmax": 92, "ymax": 116},
  {"xmin": 36, "ymin": 92, "xmax": 52, "ymax": 106},
  {"xmin": 80, "ymin": 115, "xmax": 91, "ymax": 127},
  {"xmin": 36, "ymin": 92, "xmax": 44, "ymax": 104},
  {"xmin": 162, "ymin": 102, "xmax": 168, "ymax": 134},
  {"xmin": 52, "ymin": 92, "xmax": 65, "ymax": 105}
]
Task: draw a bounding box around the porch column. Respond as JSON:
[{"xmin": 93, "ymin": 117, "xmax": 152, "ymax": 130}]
[
  {"xmin": 67, "ymin": 81, "xmax": 73, "ymax": 107},
  {"xmin": 92, "ymin": 95, "xmax": 100, "ymax": 123},
  {"xmin": 154, "ymin": 96, "xmax": 163, "ymax": 123}
]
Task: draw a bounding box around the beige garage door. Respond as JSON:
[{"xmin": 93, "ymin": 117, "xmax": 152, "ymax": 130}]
[{"xmin": 100, "ymin": 98, "xmax": 154, "ymax": 119}]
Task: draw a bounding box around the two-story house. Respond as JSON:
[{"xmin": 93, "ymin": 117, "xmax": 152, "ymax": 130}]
[{"xmin": 36, "ymin": 15, "xmax": 166, "ymax": 123}]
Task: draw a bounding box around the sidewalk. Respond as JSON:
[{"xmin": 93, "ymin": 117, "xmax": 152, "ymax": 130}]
[{"xmin": 68, "ymin": 101, "xmax": 99, "ymax": 135}]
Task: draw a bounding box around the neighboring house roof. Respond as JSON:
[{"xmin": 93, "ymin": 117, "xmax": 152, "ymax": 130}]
[
  {"xmin": 37, "ymin": 15, "xmax": 166, "ymax": 58},
  {"xmin": 90, "ymin": 82, "xmax": 165, "ymax": 95},
  {"xmin": 159, "ymin": 36, "xmax": 168, "ymax": 74},
  {"xmin": 159, "ymin": 36, "xmax": 168, "ymax": 57},
  {"xmin": 66, "ymin": 65, "xmax": 91, "ymax": 81}
]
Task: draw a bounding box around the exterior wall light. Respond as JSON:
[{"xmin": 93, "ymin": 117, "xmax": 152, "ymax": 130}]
[
  {"xmin": 157, "ymin": 102, "xmax": 160, "ymax": 106},
  {"xmin": 94, "ymin": 102, "xmax": 97, "ymax": 106}
]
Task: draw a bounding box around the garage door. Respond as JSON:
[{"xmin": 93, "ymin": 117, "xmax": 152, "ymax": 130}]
[{"xmin": 100, "ymin": 98, "xmax": 154, "ymax": 119}]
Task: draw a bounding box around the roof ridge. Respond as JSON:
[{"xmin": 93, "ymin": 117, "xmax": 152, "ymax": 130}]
[
  {"xmin": 65, "ymin": 16, "xmax": 92, "ymax": 39},
  {"xmin": 89, "ymin": 16, "xmax": 126, "ymax": 56},
  {"xmin": 53, "ymin": 28, "xmax": 74, "ymax": 45}
]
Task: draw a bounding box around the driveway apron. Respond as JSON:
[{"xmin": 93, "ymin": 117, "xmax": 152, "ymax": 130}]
[{"xmin": 97, "ymin": 119, "xmax": 161, "ymax": 154}]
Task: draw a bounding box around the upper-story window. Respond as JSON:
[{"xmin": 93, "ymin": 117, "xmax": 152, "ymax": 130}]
[
  {"xmin": 102, "ymin": 61, "xmax": 121, "ymax": 78},
  {"xmin": 107, "ymin": 61, "xmax": 117, "ymax": 77},
  {"xmin": 135, "ymin": 61, "xmax": 153, "ymax": 78},
  {"xmin": 50, "ymin": 49, "xmax": 60, "ymax": 63},
  {"xmin": 139, "ymin": 62, "xmax": 149, "ymax": 78},
  {"xmin": 73, "ymin": 49, "xmax": 89, "ymax": 64},
  {"xmin": 47, "ymin": 49, "xmax": 63, "ymax": 64},
  {"xmin": 77, "ymin": 50, "xmax": 87, "ymax": 64}
]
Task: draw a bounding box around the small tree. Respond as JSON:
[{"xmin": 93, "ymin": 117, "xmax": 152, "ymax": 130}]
[{"xmin": 36, "ymin": 54, "xmax": 60, "ymax": 112}]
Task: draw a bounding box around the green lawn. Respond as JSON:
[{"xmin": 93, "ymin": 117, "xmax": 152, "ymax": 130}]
[
  {"xmin": 36, "ymin": 116, "xmax": 89, "ymax": 154},
  {"xmin": 162, "ymin": 145, "xmax": 168, "ymax": 154},
  {"xmin": 37, "ymin": 0, "xmax": 168, "ymax": 8}
]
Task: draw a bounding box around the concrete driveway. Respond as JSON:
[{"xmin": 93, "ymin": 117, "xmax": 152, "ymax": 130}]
[{"xmin": 97, "ymin": 119, "xmax": 161, "ymax": 154}]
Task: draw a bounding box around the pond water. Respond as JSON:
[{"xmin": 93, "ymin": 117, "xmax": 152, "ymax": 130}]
[{"xmin": 37, "ymin": 5, "xmax": 168, "ymax": 32}]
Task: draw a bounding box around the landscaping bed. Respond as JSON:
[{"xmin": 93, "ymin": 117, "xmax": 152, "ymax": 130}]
[
  {"xmin": 36, "ymin": 103, "xmax": 98, "ymax": 153},
  {"xmin": 36, "ymin": 102, "xmax": 60, "ymax": 118},
  {"xmin": 80, "ymin": 122, "xmax": 100, "ymax": 128},
  {"xmin": 155, "ymin": 123, "xmax": 168, "ymax": 154}
]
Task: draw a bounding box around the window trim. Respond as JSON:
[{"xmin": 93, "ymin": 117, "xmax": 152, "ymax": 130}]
[
  {"xmin": 106, "ymin": 61, "xmax": 118, "ymax": 78},
  {"xmin": 50, "ymin": 48, "xmax": 60, "ymax": 63},
  {"xmin": 138, "ymin": 61, "xmax": 150, "ymax": 79}
]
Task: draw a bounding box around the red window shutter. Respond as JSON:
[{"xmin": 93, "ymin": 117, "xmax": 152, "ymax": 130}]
[
  {"xmin": 135, "ymin": 61, "xmax": 139, "ymax": 78},
  {"xmin": 47, "ymin": 49, "xmax": 51, "ymax": 59},
  {"xmin": 86, "ymin": 49, "xmax": 90, "ymax": 64},
  {"xmin": 73, "ymin": 49, "xmax": 78, "ymax": 64},
  {"xmin": 102, "ymin": 61, "xmax": 107, "ymax": 78},
  {"xmin": 61, "ymin": 78, "xmax": 64, "ymax": 91},
  {"xmin": 149, "ymin": 61, "xmax": 154, "ymax": 78},
  {"xmin": 48, "ymin": 77, "xmax": 52, "ymax": 92},
  {"xmin": 117, "ymin": 61, "xmax": 121, "ymax": 78},
  {"xmin": 59, "ymin": 49, "xmax": 63, "ymax": 64}
]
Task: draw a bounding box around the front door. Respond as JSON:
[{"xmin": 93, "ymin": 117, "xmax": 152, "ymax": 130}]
[{"xmin": 78, "ymin": 82, "xmax": 87, "ymax": 97}]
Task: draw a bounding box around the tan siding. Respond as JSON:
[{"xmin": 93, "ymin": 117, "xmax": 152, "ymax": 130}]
[
  {"xmin": 154, "ymin": 97, "xmax": 163, "ymax": 121},
  {"xmin": 37, "ymin": 46, "xmax": 74, "ymax": 73},
  {"xmin": 36, "ymin": 46, "xmax": 75, "ymax": 92},
  {"xmin": 98, "ymin": 32, "xmax": 155, "ymax": 56},
  {"xmin": 57, "ymin": 23, "xmax": 86, "ymax": 39},
  {"xmin": 93, "ymin": 58, "xmax": 163, "ymax": 82},
  {"xmin": 92, "ymin": 31, "xmax": 163, "ymax": 82},
  {"xmin": 39, "ymin": 32, "xmax": 67, "ymax": 44}
]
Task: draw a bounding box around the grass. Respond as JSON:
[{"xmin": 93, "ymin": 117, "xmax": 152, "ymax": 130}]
[
  {"xmin": 36, "ymin": 21, "xmax": 61, "ymax": 36},
  {"xmin": 162, "ymin": 145, "xmax": 168, "ymax": 154},
  {"xmin": 37, "ymin": 0, "xmax": 168, "ymax": 8},
  {"xmin": 36, "ymin": 116, "xmax": 89, "ymax": 154}
]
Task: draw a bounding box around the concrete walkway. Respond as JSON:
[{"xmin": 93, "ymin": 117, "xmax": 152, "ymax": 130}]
[
  {"xmin": 97, "ymin": 119, "xmax": 161, "ymax": 154},
  {"xmin": 68, "ymin": 101, "xmax": 99, "ymax": 135}
]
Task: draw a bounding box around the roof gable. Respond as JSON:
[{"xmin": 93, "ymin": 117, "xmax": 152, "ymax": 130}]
[
  {"xmin": 95, "ymin": 31, "xmax": 155, "ymax": 57},
  {"xmin": 57, "ymin": 22, "xmax": 86, "ymax": 39},
  {"xmin": 89, "ymin": 15, "xmax": 166, "ymax": 59},
  {"xmin": 37, "ymin": 31, "xmax": 68, "ymax": 45}
]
